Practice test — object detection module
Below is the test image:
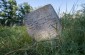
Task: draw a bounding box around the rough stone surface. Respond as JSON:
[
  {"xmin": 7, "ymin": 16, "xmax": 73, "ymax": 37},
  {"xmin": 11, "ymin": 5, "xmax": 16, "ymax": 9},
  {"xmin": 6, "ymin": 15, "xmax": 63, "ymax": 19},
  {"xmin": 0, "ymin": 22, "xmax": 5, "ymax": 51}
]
[{"xmin": 25, "ymin": 4, "xmax": 61, "ymax": 41}]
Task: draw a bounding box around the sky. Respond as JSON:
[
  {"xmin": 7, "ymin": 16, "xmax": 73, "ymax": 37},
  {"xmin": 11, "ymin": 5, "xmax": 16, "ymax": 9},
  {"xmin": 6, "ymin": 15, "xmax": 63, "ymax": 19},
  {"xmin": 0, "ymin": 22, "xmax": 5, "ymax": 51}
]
[{"xmin": 16, "ymin": 0, "xmax": 85, "ymax": 13}]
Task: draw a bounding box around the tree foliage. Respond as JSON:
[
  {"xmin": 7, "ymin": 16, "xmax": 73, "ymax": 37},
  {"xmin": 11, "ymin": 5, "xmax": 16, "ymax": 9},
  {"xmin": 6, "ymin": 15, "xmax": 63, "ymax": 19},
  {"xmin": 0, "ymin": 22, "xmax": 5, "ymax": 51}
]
[{"xmin": 0, "ymin": 0, "xmax": 32, "ymax": 26}]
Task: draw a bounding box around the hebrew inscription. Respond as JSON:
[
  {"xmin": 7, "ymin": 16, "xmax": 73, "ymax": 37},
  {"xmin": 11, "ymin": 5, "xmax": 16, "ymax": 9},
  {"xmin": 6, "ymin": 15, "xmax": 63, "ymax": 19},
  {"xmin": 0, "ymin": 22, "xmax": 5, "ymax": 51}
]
[{"xmin": 25, "ymin": 4, "xmax": 61, "ymax": 41}]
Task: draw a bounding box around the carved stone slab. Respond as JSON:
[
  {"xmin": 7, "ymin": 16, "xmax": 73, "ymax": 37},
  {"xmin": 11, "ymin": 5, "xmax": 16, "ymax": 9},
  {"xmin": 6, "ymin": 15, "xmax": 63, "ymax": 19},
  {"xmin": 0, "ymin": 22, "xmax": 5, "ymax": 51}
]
[{"xmin": 25, "ymin": 4, "xmax": 61, "ymax": 41}]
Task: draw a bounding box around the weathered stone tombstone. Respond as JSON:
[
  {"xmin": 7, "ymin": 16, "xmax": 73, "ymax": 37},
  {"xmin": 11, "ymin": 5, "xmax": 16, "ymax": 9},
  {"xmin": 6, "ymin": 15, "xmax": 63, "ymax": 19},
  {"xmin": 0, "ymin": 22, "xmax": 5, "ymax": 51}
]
[{"xmin": 25, "ymin": 4, "xmax": 61, "ymax": 41}]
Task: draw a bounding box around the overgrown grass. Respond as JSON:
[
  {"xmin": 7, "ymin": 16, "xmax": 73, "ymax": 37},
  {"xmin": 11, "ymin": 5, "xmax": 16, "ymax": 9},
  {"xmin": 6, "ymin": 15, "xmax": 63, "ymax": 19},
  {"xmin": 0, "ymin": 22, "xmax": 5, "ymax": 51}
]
[
  {"xmin": 59, "ymin": 13, "xmax": 85, "ymax": 55},
  {"xmin": 0, "ymin": 26, "xmax": 60, "ymax": 55},
  {"xmin": 0, "ymin": 26, "xmax": 33, "ymax": 55},
  {"xmin": 0, "ymin": 13, "xmax": 85, "ymax": 55}
]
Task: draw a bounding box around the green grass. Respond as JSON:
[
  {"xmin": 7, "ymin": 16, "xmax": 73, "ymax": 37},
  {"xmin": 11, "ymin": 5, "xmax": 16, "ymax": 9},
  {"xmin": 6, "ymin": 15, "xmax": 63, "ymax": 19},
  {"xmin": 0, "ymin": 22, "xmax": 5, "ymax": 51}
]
[
  {"xmin": 0, "ymin": 26, "xmax": 60, "ymax": 55},
  {"xmin": 0, "ymin": 13, "xmax": 85, "ymax": 55},
  {"xmin": 59, "ymin": 13, "xmax": 85, "ymax": 55},
  {"xmin": 0, "ymin": 26, "xmax": 33, "ymax": 55}
]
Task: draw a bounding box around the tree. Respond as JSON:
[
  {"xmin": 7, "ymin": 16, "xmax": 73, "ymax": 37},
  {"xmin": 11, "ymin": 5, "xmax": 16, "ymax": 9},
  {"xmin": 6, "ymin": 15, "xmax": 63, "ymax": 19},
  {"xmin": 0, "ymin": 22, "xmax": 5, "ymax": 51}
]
[
  {"xmin": 18, "ymin": 2, "xmax": 32, "ymax": 25},
  {"xmin": 0, "ymin": 0, "xmax": 32, "ymax": 26}
]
